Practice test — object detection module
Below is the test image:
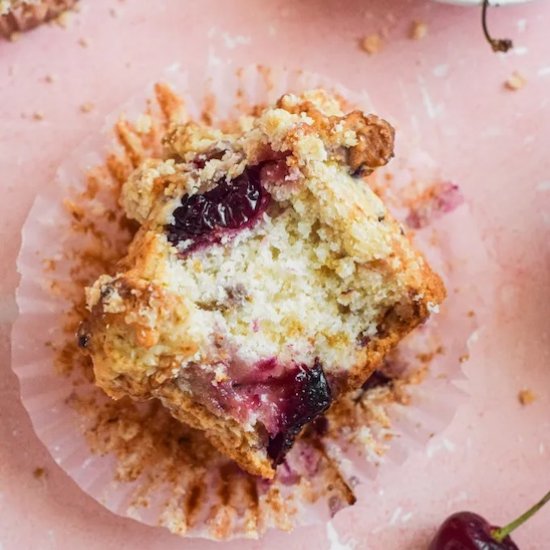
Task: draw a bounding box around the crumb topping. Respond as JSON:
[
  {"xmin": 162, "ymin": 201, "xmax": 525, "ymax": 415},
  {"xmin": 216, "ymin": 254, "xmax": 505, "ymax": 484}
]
[
  {"xmin": 518, "ymin": 388, "xmax": 536, "ymax": 406},
  {"xmin": 0, "ymin": 0, "xmax": 78, "ymax": 36},
  {"xmin": 504, "ymin": 71, "xmax": 526, "ymax": 91},
  {"xmin": 360, "ymin": 33, "xmax": 383, "ymax": 55},
  {"xmin": 410, "ymin": 20, "xmax": 428, "ymax": 41}
]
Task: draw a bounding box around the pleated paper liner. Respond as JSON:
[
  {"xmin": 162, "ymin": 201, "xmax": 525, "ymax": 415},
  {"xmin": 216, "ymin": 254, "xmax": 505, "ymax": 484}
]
[{"xmin": 12, "ymin": 65, "xmax": 484, "ymax": 539}]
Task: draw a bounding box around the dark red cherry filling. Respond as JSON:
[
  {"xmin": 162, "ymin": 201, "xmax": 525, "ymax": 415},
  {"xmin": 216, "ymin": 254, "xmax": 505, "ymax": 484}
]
[
  {"xmin": 261, "ymin": 360, "xmax": 332, "ymax": 465},
  {"xmin": 177, "ymin": 359, "xmax": 332, "ymax": 467},
  {"xmin": 166, "ymin": 164, "xmax": 271, "ymax": 251}
]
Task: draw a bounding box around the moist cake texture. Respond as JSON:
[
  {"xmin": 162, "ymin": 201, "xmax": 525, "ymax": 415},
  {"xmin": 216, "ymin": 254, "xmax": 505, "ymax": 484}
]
[{"xmin": 79, "ymin": 89, "xmax": 445, "ymax": 478}]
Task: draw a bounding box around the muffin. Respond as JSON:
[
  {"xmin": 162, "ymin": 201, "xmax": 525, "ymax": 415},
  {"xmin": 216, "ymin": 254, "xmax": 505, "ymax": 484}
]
[
  {"xmin": 79, "ymin": 89, "xmax": 445, "ymax": 479},
  {"xmin": 0, "ymin": 0, "xmax": 77, "ymax": 37}
]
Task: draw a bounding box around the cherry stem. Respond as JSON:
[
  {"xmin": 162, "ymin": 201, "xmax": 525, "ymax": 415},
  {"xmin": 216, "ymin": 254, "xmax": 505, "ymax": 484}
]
[
  {"xmin": 491, "ymin": 490, "xmax": 550, "ymax": 543},
  {"xmin": 481, "ymin": 0, "xmax": 513, "ymax": 53}
]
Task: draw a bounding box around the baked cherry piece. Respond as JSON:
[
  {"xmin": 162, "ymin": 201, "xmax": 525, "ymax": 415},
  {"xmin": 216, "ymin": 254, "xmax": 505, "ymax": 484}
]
[
  {"xmin": 166, "ymin": 164, "xmax": 270, "ymax": 251},
  {"xmin": 265, "ymin": 360, "xmax": 332, "ymax": 465},
  {"xmin": 429, "ymin": 490, "xmax": 550, "ymax": 550},
  {"xmin": 177, "ymin": 358, "xmax": 331, "ymax": 466}
]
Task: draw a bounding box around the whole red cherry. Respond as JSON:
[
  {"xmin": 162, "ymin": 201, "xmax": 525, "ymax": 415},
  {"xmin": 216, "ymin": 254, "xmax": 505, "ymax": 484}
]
[{"xmin": 429, "ymin": 490, "xmax": 550, "ymax": 550}]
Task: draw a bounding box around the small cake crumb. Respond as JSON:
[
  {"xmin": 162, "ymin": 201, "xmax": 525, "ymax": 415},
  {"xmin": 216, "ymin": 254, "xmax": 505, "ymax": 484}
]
[
  {"xmin": 518, "ymin": 389, "xmax": 536, "ymax": 406},
  {"xmin": 410, "ymin": 20, "xmax": 428, "ymax": 40},
  {"xmin": 360, "ymin": 33, "xmax": 383, "ymax": 55},
  {"xmin": 54, "ymin": 10, "xmax": 72, "ymax": 28},
  {"xmin": 32, "ymin": 111, "xmax": 44, "ymax": 121},
  {"xmin": 78, "ymin": 37, "xmax": 89, "ymax": 48},
  {"xmin": 109, "ymin": 7, "xmax": 118, "ymax": 17},
  {"xmin": 80, "ymin": 102, "xmax": 95, "ymax": 113},
  {"xmin": 504, "ymin": 71, "xmax": 526, "ymax": 91},
  {"xmin": 44, "ymin": 74, "xmax": 55, "ymax": 83},
  {"xmin": 33, "ymin": 467, "xmax": 46, "ymax": 479}
]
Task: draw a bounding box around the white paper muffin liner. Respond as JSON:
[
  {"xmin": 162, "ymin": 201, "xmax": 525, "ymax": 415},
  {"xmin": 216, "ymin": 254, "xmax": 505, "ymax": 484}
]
[{"xmin": 11, "ymin": 65, "xmax": 486, "ymax": 539}]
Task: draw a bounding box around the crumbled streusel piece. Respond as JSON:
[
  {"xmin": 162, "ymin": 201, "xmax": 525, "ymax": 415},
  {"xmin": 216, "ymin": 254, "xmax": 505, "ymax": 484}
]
[
  {"xmin": 410, "ymin": 20, "xmax": 428, "ymax": 40},
  {"xmin": 0, "ymin": 0, "xmax": 78, "ymax": 36},
  {"xmin": 33, "ymin": 466, "xmax": 46, "ymax": 479},
  {"xmin": 53, "ymin": 8, "xmax": 71, "ymax": 27},
  {"xmin": 504, "ymin": 71, "xmax": 526, "ymax": 91},
  {"xmin": 80, "ymin": 102, "xmax": 94, "ymax": 113},
  {"xmin": 360, "ymin": 33, "xmax": 383, "ymax": 55},
  {"xmin": 518, "ymin": 389, "xmax": 536, "ymax": 406}
]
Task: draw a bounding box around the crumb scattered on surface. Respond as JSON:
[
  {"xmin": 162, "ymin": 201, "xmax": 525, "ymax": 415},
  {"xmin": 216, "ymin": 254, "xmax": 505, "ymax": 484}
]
[
  {"xmin": 459, "ymin": 354, "xmax": 469, "ymax": 364},
  {"xmin": 410, "ymin": 20, "xmax": 428, "ymax": 40},
  {"xmin": 504, "ymin": 71, "xmax": 526, "ymax": 91},
  {"xmin": 360, "ymin": 33, "xmax": 383, "ymax": 55},
  {"xmin": 32, "ymin": 111, "xmax": 44, "ymax": 121},
  {"xmin": 43, "ymin": 74, "xmax": 55, "ymax": 83},
  {"xmin": 109, "ymin": 7, "xmax": 118, "ymax": 17},
  {"xmin": 33, "ymin": 467, "xmax": 46, "ymax": 479},
  {"xmin": 54, "ymin": 10, "xmax": 72, "ymax": 28},
  {"xmin": 80, "ymin": 102, "xmax": 94, "ymax": 113},
  {"xmin": 518, "ymin": 389, "xmax": 536, "ymax": 406},
  {"xmin": 78, "ymin": 37, "xmax": 89, "ymax": 47}
]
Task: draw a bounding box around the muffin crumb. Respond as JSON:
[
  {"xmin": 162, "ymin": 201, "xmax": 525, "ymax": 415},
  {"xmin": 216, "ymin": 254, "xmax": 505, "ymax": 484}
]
[
  {"xmin": 54, "ymin": 9, "xmax": 72, "ymax": 28},
  {"xmin": 410, "ymin": 20, "xmax": 428, "ymax": 40},
  {"xmin": 360, "ymin": 33, "xmax": 383, "ymax": 55},
  {"xmin": 518, "ymin": 388, "xmax": 536, "ymax": 406},
  {"xmin": 504, "ymin": 71, "xmax": 526, "ymax": 91},
  {"xmin": 80, "ymin": 102, "xmax": 94, "ymax": 113},
  {"xmin": 33, "ymin": 467, "xmax": 46, "ymax": 479},
  {"xmin": 32, "ymin": 111, "xmax": 44, "ymax": 121},
  {"xmin": 78, "ymin": 36, "xmax": 89, "ymax": 48}
]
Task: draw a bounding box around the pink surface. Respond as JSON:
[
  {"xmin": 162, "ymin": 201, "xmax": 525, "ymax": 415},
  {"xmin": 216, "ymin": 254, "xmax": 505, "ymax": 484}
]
[{"xmin": 0, "ymin": 1, "xmax": 549, "ymax": 548}]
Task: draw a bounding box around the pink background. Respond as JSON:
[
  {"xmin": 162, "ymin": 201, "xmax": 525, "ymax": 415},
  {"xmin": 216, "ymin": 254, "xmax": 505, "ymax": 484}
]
[{"xmin": 1, "ymin": 0, "xmax": 549, "ymax": 548}]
